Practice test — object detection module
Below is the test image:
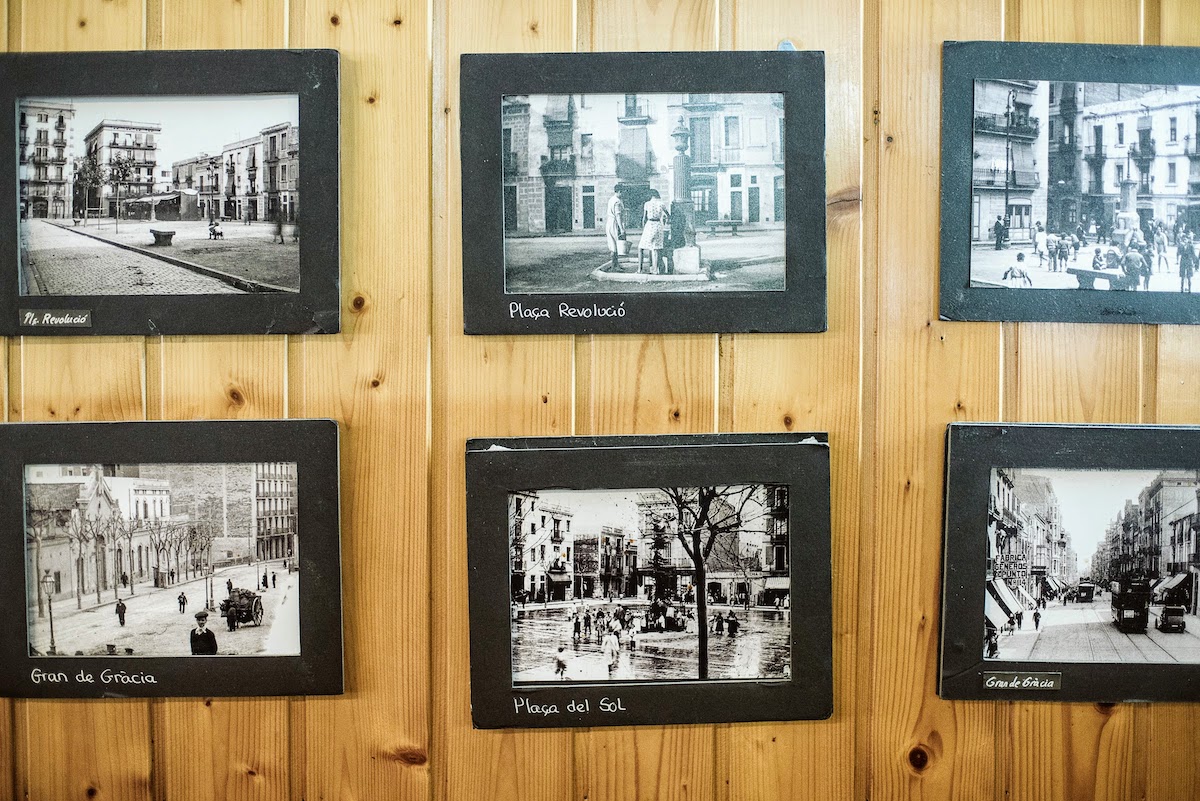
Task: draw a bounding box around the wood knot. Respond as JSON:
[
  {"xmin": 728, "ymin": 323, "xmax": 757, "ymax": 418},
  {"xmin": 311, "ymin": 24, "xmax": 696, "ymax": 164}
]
[
  {"xmin": 204, "ymin": 698, "xmax": 213, "ymax": 707},
  {"xmin": 371, "ymin": 379, "xmax": 381, "ymax": 388},
  {"xmin": 367, "ymin": 96, "xmax": 377, "ymax": 104},
  {"xmin": 393, "ymin": 17, "xmax": 404, "ymax": 25},
  {"xmin": 541, "ymin": 394, "xmax": 549, "ymax": 404},
  {"xmin": 351, "ymin": 295, "xmax": 367, "ymax": 312},
  {"xmin": 246, "ymin": 768, "xmax": 257, "ymax": 777},
  {"xmin": 529, "ymin": 21, "xmax": 539, "ymax": 32},
  {"xmin": 78, "ymin": 18, "xmax": 87, "ymax": 27},
  {"xmin": 671, "ymin": 408, "xmax": 681, "ymax": 419},
  {"xmin": 387, "ymin": 747, "xmax": 427, "ymax": 765},
  {"xmin": 1095, "ymin": 702, "xmax": 1117, "ymax": 714},
  {"xmin": 86, "ymin": 789, "xmax": 98, "ymax": 799},
  {"xmin": 886, "ymin": 134, "xmax": 895, "ymax": 143},
  {"xmin": 907, "ymin": 745, "xmax": 929, "ymax": 772},
  {"xmin": 330, "ymin": 15, "xmax": 340, "ymax": 25},
  {"xmin": 782, "ymin": 414, "xmax": 793, "ymax": 429},
  {"xmin": 228, "ymin": 388, "xmax": 245, "ymax": 407}
]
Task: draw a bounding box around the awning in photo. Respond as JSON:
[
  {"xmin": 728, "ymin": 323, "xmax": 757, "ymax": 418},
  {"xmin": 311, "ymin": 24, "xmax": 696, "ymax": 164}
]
[
  {"xmin": 993, "ymin": 577, "xmax": 1024, "ymax": 614},
  {"xmin": 984, "ymin": 591, "xmax": 1008, "ymax": 631},
  {"xmin": 1018, "ymin": 586, "xmax": 1038, "ymax": 607},
  {"xmin": 987, "ymin": 579, "xmax": 1018, "ymax": 617},
  {"xmin": 764, "ymin": 576, "xmax": 790, "ymax": 590},
  {"xmin": 1160, "ymin": 573, "xmax": 1189, "ymax": 593}
]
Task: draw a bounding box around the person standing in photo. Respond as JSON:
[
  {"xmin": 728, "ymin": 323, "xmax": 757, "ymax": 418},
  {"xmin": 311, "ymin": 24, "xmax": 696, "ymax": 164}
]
[
  {"xmin": 726, "ymin": 611, "xmax": 740, "ymax": 637},
  {"xmin": 271, "ymin": 572, "xmax": 276, "ymax": 589},
  {"xmin": 1180, "ymin": 233, "xmax": 1196, "ymax": 293},
  {"xmin": 1033, "ymin": 609, "xmax": 1042, "ymax": 630},
  {"xmin": 993, "ymin": 215, "xmax": 1005, "ymax": 250},
  {"xmin": 714, "ymin": 611, "xmax": 725, "ymax": 635},
  {"xmin": 554, "ymin": 646, "xmax": 569, "ymax": 679},
  {"xmin": 190, "ymin": 611, "xmax": 218, "ymax": 655},
  {"xmin": 637, "ymin": 189, "xmax": 670, "ymax": 275},
  {"xmin": 115, "ymin": 598, "xmax": 127, "ymax": 627},
  {"xmin": 602, "ymin": 630, "xmax": 620, "ymax": 675},
  {"xmin": 1002, "ymin": 252, "xmax": 1033, "ymax": 287},
  {"xmin": 602, "ymin": 187, "xmax": 626, "ymax": 273},
  {"xmin": 1032, "ymin": 221, "xmax": 1046, "ymax": 265},
  {"xmin": 178, "ymin": 591, "xmax": 187, "ymax": 614},
  {"xmin": 1156, "ymin": 225, "xmax": 1170, "ymax": 272}
]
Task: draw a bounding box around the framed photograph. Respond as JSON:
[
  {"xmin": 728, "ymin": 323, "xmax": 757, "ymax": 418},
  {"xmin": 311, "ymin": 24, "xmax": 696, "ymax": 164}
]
[
  {"xmin": 460, "ymin": 51, "xmax": 826, "ymax": 335},
  {"xmin": 465, "ymin": 433, "xmax": 832, "ymax": 728},
  {"xmin": 941, "ymin": 423, "xmax": 1200, "ymax": 702},
  {"xmin": 0, "ymin": 49, "xmax": 340, "ymax": 336},
  {"xmin": 0, "ymin": 419, "xmax": 342, "ymax": 698},
  {"xmin": 940, "ymin": 41, "xmax": 1200, "ymax": 324}
]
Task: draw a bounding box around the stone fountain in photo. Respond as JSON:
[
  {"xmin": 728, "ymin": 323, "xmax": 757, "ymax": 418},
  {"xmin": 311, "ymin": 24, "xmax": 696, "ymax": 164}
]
[{"xmin": 592, "ymin": 117, "xmax": 708, "ymax": 284}]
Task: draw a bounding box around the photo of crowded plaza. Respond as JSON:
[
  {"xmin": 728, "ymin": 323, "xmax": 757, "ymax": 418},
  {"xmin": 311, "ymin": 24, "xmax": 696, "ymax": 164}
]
[
  {"xmin": 502, "ymin": 92, "xmax": 786, "ymax": 293},
  {"xmin": 25, "ymin": 462, "xmax": 300, "ymax": 658},
  {"xmin": 18, "ymin": 95, "xmax": 300, "ymax": 296},
  {"xmin": 985, "ymin": 468, "xmax": 1200, "ymax": 664},
  {"xmin": 969, "ymin": 80, "xmax": 1200, "ymax": 293},
  {"xmin": 508, "ymin": 485, "xmax": 792, "ymax": 684}
]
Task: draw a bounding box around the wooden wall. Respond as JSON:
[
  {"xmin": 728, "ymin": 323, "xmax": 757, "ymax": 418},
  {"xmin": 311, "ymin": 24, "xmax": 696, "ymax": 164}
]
[{"xmin": 3, "ymin": 0, "xmax": 1199, "ymax": 799}]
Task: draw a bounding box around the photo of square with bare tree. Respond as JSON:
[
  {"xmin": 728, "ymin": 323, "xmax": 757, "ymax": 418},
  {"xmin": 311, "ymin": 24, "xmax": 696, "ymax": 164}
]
[
  {"xmin": 25, "ymin": 462, "xmax": 300, "ymax": 658},
  {"xmin": 508, "ymin": 485, "xmax": 791, "ymax": 684},
  {"xmin": 18, "ymin": 94, "xmax": 300, "ymax": 296},
  {"xmin": 502, "ymin": 93, "xmax": 786, "ymax": 293},
  {"xmin": 970, "ymin": 80, "xmax": 1200, "ymax": 293},
  {"xmin": 984, "ymin": 468, "xmax": 1200, "ymax": 664}
]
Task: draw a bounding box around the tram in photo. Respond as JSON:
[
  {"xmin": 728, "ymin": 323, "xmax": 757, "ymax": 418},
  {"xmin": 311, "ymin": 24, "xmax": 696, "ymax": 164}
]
[
  {"xmin": 1075, "ymin": 581, "xmax": 1095, "ymax": 603},
  {"xmin": 1110, "ymin": 579, "xmax": 1152, "ymax": 633}
]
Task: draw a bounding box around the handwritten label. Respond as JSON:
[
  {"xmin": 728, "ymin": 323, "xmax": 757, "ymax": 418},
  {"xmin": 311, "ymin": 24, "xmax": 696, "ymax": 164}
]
[
  {"xmin": 509, "ymin": 302, "xmax": 627, "ymax": 321},
  {"xmin": 31, "ymin": 667, "xmax": 158, "ymax": 686},
  {"xmin": 983, "ymin": 671, "xmax": 1060, "ymax": 691},
  {"xmin": 20, "ymin": 309, "xmax": 92, "ymax": 327},
  {"xmin": 513, "ymin": 696, "xmax": 628, "ymax": 716}
]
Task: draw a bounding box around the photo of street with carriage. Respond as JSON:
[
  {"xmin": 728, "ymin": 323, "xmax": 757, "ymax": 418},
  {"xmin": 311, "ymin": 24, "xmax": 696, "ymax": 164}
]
[
  {"xmin": 508, "ymin": 485, "xmax": 791, "ymax": 685},
  {"xmin": 18, "ymin": 94, "xmax": 300, "ymax": 296},
  {"xmin": 502, "ymin": 92, "xmax": 786, "ymax": 293},
  {"xmin": 985, "ymin": 467, "xmax": 1200, "ymax": 664},
  {"xmin": 969, "ymin": 80, "xmax": 1200, "ymax": 293},
  {"xmin": 24, "ymin": 462, "xmax": 300, "ymax": 658}
]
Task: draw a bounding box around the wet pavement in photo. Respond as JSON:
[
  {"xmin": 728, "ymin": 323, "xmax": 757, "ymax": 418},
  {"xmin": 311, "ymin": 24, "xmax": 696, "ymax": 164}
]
[{"xmin": 511, "ymin": 602, "xmax": 791, "ymax": 683}]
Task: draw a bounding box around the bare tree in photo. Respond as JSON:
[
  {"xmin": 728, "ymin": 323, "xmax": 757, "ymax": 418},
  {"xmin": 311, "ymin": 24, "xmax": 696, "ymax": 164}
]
[
  {"xmin": 656, "ymin": 486, "xmax": 762, "ymax": 680},
  {"xmin": 145, "ymin": 516, "xmax": 174, "ymax": 587},
  {"xmin": 24, "ymin": 485, "xmax": 63, "ymax": 618},
  {"xmin": 508, "ymin": 493, "xmax": 536, "ymax": 601},
  {"xmin": 708, "ymin": 531, "xmax": 765, "ymax": 610},
  {"xmin": 64, "ymin": 507, "xmax": 97, "ymax": 608}
]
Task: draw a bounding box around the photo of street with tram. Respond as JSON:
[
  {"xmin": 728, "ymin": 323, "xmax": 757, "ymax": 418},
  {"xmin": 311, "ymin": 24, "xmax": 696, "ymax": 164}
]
[
  {"xmin": 25, "ymin": 462, "xmax": 300, "ymax": 658},
  {"xmin": 986, "ymin": 468, "xmax": 1200, "ymax": 664},
  {"xmin": 18, "ymin": 94, "xmax": 301, "ymax": 296},
  {"xmin": 508, "ymin": 485, "xmax": 791, "ymax": 684},
  {"xmin": 969, "ymin": 80, "xmax": 1200, "ymax": 293},
  {"xmin": 502, "ymin": 92, "xmax": 786, "ymax": 293}
]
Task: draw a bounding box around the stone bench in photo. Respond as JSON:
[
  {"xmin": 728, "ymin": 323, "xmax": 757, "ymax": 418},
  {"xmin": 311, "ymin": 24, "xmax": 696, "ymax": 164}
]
[
  {"xmin": 705, "ymin": 220, "xmax": 740, "ymax": 236},
  {"xmin": 149, "ymin": 229, "xmax": 177, "ymax": 246},
  {"xmin": 1066, "ymin": 267, "xmax": 1136, "ymax": 290}
]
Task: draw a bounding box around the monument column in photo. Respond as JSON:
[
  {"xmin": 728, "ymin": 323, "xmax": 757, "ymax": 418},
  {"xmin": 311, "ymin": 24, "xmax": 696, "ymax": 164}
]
[{"xmin": 670, "ymin": 117, "xmax": 702, "ymax": 274}]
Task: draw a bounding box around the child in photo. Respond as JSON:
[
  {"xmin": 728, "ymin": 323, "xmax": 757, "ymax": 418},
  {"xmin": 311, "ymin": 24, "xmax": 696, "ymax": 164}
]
[{"xmin": 1002, "ymin": 252, "xmax": 1033, "ymax": 287}]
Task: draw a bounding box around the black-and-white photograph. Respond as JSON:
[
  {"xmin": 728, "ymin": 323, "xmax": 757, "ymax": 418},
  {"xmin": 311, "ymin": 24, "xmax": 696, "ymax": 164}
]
[
  {"xmin": 466, "ymin": 433, "xmax": 831, "ymax": 728},
  {"xmin": 25, "ymin": 462, "xmax": 300, "ymax": 658},
  {"xmin": 502, "ymin": 93, "xmax": 786, "ymax": 293},
  {"xmin": 19, "ymin": 94, "xmax": 300, "ymax": 296},
  {"xmin": 508, "ymin": 486, "xmax": 791, "ymax": 685},
  {"xmin": 941, "ymin": 423, "xmax": 1200, "ymax": 702},
  {"xmin": 984, "ymin": 468, "xmax": 1199, "ymax": 665},
  {"xmin": 460, "ymin": 51, "xmax": 826, "ymax": 335},
  {"xmin": 0, "ymin": 419, "xmax": 342, "ymax": 698},
  {"xmin": 969, "ymin": 80, "xmax": 1200, "ymax": 294},
  {"xmin": 0, "ymin": 49, "xmax": 340, "ymax": 336}
]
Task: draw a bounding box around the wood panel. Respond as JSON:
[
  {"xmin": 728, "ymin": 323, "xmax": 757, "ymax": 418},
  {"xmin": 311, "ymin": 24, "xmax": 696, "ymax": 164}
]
[
  {"xmin": 7, "ymin": 1, "xmax": 1200, "ymax": 800},
  {"xmin": 433, "ymin": 2, "xmax": 577, "ymax": 799},
  {"xmin": 572, "ymin": 4, "xmax": 720, "ymax": 801},
  {"xmin": 871, "ymin": 2, "xmax": 1005, "ymax": 801},
  {"xmin": 288, "ymin": 1, "xmax": 432, "ymax": 799},
  {"xmin": 12, "ymin": 3, "xmax": 152, "ymax": 801},
  {"xmin": 716, "ymin": 2, "xmax": 862, "ymax": 800},
  {"xmin": 1004, "ymin": 3, "xmax": 1146, "ymax": 800},
  {"xmin": 148, "ymin": 6, "xmax": 293, "ymax": 801}
]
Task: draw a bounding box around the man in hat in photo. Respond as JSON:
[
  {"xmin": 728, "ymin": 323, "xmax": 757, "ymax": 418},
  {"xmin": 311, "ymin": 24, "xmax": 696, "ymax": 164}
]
[{"xmin": 190, "ymin": 610, "xmax": 218, "ymax": 655}]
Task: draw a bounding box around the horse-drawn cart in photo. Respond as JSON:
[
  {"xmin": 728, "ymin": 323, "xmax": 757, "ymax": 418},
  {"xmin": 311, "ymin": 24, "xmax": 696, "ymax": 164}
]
[{"xmin": 220, "ymin": 588, "xmax": 265, "ymax": 626}]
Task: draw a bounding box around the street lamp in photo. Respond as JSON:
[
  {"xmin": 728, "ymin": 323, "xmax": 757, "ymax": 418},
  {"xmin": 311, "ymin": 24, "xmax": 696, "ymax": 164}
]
[
  {"xmin": 207, "ymin": 156, "xmax": 220, "ymax": 224},
  {"xmin": 40, "ymin": 569, "xmax": 57, "ymax": 655},
  {"xmin": 1003, "ymin": 89, "xmax": 1017, "ymax": 245}
]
